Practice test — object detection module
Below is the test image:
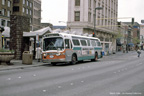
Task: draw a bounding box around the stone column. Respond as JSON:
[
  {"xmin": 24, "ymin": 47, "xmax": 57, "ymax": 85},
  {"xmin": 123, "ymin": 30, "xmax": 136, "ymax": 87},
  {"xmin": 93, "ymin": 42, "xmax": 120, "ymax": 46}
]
[{"xmin": 10, "ymin": 15, "xmax": 30, "ymax": 60}]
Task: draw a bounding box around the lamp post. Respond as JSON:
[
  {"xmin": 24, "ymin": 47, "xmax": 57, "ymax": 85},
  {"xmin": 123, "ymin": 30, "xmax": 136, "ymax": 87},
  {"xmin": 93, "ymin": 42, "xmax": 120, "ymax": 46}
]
[{"xmin": 94, "ymin": 7, "xmax": 103, "ymax": 37}]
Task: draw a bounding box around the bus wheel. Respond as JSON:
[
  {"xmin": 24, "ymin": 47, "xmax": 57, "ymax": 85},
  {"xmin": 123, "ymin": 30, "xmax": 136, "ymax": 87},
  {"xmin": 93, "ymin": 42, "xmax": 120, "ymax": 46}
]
[
  {"xmin": 51, "ymin": 63, "xmax": 56, "ymax": 66},
  {"xmin": 71, "ymin": 55, "xmax": 77, "ymax": 65}
]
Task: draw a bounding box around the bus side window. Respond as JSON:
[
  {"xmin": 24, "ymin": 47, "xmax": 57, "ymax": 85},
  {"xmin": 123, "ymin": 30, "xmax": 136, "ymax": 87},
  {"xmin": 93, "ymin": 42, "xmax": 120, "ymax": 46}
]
[
  {"xmin": 91, "ymin": 40, "xmax": 96, "ymax": 46},
  {"xmin": 80, "ymin": 40, "xmax": 87, "ymax": 46},
  {"xmin": 97, "ymin": 41, "xmax": 101, "ymax": 46},
  {"xmin": 65, "ymin": 39, "xmax": 70, "ymax": 49},
  {"xmin": 72, "ymin": 39, "xmax": 80, "ymax": 46},
  {"xmin": 87, "ymin": 40, "xmax": 90, "ymax": 46}
]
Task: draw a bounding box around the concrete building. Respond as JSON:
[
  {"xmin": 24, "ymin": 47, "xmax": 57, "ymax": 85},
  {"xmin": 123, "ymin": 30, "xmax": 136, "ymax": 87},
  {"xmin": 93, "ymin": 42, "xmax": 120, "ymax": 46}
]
[
  {"xmin": 67, "ymin": 0, "xmax": 118, "ymax": 54},
  {"xmin": 33, "ymin": 0, "xmax": 41, "ymax": 31},
  {"xmin": 0, "ymin": 0, "xmax": 41, "ymax": 31},
  {"xmin": 0, "ymin": 0, "xmax": 13, "ymax": 27},
  {"xmin": 140, "ymin": 24, "xmax": 144, "ymax": 44}
]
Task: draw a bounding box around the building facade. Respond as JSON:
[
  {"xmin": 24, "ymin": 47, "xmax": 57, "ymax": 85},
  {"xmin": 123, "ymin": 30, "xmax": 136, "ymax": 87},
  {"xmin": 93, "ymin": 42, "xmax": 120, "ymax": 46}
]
[
  {"xmin": 0, "ymin": 0, "xmax": 41, "ymax": 31},
  {"xmin": 67, "ymin": 0, "xmax": 118, "ymax": 54},
  {"xmin": 32, "ymin": 0, "xmax": 41, "ymax": 31},
  {"xmin": 0, "ymin": 0, "xmax": 13, "ymax": 27},
  {"xmin": 140, "ymin": 24, "xmax": 144, "ymax": 44}
]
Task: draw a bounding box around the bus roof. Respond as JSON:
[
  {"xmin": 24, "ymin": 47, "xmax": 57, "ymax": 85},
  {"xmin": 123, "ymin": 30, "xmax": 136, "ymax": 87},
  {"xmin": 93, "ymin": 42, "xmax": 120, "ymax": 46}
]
[{"xmin": 44, "ymin": 32, "xmax": 101, "ymax": 41}]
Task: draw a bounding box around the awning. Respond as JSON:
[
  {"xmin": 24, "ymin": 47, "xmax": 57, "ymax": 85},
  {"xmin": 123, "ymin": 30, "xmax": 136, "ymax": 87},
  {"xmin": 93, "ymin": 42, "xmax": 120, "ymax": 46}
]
[
  {"xmin": 23, "ymin": 27, "xmax": 52, "ymax": 37},
  {"xmin": 2, "ymin": 27, "xmax": 52, "ymax": 38}
]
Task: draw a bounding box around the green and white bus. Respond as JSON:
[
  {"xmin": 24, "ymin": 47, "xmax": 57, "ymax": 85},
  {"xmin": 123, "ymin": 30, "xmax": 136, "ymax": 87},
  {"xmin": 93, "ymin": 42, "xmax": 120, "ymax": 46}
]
[{"xmin": 42, "ymin": 32, "xmax": 103, "ymax": 65}]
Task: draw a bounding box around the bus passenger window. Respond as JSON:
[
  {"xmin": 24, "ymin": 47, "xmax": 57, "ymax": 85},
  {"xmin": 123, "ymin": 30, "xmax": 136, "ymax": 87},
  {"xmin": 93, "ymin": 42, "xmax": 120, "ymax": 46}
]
[
  {"xmin": 65, "ymin": 39, "xmax": 70, "ymax": 49},
  {"xmin": 72, "ymin": 39, "xmax": 80, "ymax": 46},
  {"xmin": 97, "ymin": 41, "xmax": 101, "ymax": 46},
  {"xmin": 91, "ymin": 40, "xmax": 96, "ymax": 46},
  {"xmin": 80, "ymin": 40, "xmax": 87, "ymax": 46},
  {"xmin": 87, "ymin": 40, "xmax": 90, "ymax": 46}
]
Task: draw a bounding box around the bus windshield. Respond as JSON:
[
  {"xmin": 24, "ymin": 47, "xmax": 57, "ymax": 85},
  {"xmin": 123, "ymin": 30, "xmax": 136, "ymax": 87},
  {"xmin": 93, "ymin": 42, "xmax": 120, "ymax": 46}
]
[{"xmin": 43, "ymin": 37, "xmax": 64, "ymax": 51}]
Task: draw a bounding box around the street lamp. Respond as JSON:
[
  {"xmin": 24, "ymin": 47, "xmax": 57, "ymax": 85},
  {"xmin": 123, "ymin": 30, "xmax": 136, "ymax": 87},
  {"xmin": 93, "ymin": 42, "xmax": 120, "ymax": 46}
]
[{"xmin": 94, "ymin": 7, "xmax": 103, "ymax": 37}]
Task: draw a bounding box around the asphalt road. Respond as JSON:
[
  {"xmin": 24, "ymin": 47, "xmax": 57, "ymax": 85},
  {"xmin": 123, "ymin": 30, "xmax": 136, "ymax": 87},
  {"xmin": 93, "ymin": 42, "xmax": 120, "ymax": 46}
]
[{"xmin": 0, "ymin": 51, "xmax": 144, "ymax": 96}]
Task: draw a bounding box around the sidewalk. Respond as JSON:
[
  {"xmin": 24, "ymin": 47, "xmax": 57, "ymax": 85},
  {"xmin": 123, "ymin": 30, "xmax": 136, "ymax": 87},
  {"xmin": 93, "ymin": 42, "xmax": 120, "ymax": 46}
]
[{"xmin": 0, "ymin": 59, "xmax": 47, "ymax": 71}]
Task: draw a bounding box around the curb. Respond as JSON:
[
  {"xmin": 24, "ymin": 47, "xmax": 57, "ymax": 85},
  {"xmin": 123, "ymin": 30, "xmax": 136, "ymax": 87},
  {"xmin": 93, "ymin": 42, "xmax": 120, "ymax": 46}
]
[{"xmin": 0, "ymin": 62, "xmax": 47, "ymax": 71}]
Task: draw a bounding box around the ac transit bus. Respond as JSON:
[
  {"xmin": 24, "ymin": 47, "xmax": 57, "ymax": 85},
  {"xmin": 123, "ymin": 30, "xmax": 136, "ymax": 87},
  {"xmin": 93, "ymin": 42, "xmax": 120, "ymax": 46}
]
[{"xmin": 42, "ymin": 32, "xmax": 103, "ymax": 65}]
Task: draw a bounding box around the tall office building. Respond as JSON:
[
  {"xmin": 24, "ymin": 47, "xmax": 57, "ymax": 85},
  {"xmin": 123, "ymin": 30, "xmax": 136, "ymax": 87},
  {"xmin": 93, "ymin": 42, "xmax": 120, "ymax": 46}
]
[
  {"xmin": 33, "ymin": 0, "xmax": 41, "ymax": 31},
  {"xmin": 67, "ymin": 0, "xmax": 118, "ymax": 53},
  {"xmin": 0, "ymin": 0, "xmax": 13, "ymax": 27},
  {"xmin": 0, "ymin": 0, "xmax": 41, "ymax": 31}
]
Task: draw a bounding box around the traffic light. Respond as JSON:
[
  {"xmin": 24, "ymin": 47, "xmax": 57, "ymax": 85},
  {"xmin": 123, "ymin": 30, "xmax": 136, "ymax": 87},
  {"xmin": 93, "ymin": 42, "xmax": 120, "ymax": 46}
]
[
  {"xmin": 0, "ymin": 27, "xmax": 5, "ymax": 32},
  {"xmin": 132, "ymin": 18, "xmax": 134, "ymax": 25},
  {"xmin": 93, "ymin": 32, "xmax": 95, "ymax": 37}
]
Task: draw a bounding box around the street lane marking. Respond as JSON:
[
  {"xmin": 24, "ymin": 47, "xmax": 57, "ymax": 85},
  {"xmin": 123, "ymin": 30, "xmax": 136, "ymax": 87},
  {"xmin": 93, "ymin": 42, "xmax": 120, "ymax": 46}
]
[
  {"xmin": 7, "ymin": 78, "xmax": 11, "ymax": 80},
  {"xmin": 33, "ymin": 74, "xmax": 36, "ymax": 76},
  {"xmin": 81, "ymin": 81, "xmax": 84, "ymax": 83},
  {"xmin": 114, "ymin": 72, "xmax": 117, "ymax": 74},
  {"xmin": 43, "ymin": 90, "xmax": 46, "ymax": 92},
  {"xmin": 18, "ymin": 76, "xmax": 22, "ymax": 79},
  {"xmin": 70, "ymin": 83, "xmax": 74, "ymax": 85},
  {"xmin": 58, "ymin": 86, "xmax": 62, "ymax": 88}
]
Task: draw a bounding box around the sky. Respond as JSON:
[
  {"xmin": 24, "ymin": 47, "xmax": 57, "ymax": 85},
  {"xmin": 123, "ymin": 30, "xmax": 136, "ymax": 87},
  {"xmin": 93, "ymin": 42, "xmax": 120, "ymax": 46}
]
[{"xmin": 41, "ymin": 0, "xmax": 144, "ymax": 26}]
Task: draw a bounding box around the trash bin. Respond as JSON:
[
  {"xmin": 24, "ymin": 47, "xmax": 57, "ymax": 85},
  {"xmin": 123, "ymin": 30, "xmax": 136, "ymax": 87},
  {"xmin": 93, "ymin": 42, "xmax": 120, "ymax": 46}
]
[
  {"xmin": 22, "ymin": 51, "xmax": 33, "ymax": 64},
  {"xmin": 102, "ymin": 51, "xmax": 105, "ymax": 56}
]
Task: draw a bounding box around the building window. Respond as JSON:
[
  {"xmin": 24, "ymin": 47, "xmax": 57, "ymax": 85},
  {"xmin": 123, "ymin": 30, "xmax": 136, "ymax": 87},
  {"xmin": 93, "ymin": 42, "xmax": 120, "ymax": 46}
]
[
  {"xmin": 1, "ymin": 19, "xmax": 6, "ymax": 26},
  {"xmin": 26, "ymin": 9, "xmax": 28, "ymax": 14},
  {"xmin": 2, "ymin": 0, "xmax": 5, "ymax": 5},
  {"xmin": 23, "ymin": 0, "xmax": 25, "ymax": 4},
  {"xmin": 30, "ymin": 10, "xmax": 32, "ymax": 15},
  {"xmin": 27, "ymin": 1, "xmax": 29, "ymax": 6},
  {"xmin": 23, "ymin": 7, "xmax": 25, "ymax": 13},
  {"xmin": 30, "ymin": 18, "xmax": 32, "ymax": 24},
  {"xmin": 88, "ymin": 0, "xmax": 91, "ymax": 8},
  {"xmin": 75, "ymin": 11, "xmax": 80, "ymax": 21},
  {"xmin": 30, "ymin": 2, "xmax": 32, "ymax": 7},
  {"xmin": 8, "ymin": 1, "xmax": 11, "ymax": 7},
  {"xmin": 7, "ymin": 21, "xmax": 10, "ymax": 27},
  {"xmin": 7, "ymin": 11, "xmax": 10, "ymax": 17},
  {"xmin": 2, "ymin": 9, "xmax": 6, "ymax": 16},
  {"xmin": 88, "ymin": 12, "xmax": 91, "ymax": 22},
  {"xmin": 13, "ymin": 0, "xmax": 20, "ymax": 3},
  {"xmin": 13, "ymin": 6, "xmax": 19, "ymax": 12},
  {"xmin": 75, "ymin": 0, "xmax": 80, "ymax": 6}
]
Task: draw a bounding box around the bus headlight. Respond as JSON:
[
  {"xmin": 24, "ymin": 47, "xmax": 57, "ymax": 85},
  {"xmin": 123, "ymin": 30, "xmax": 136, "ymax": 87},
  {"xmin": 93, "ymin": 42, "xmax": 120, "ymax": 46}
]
[
  {"xmin": 43, "ymin": 53, "xmax": 47, "ymax": 57},
  {"xmin": 56, "ymin": 52, "xmax": 61, "ymax": 56}
]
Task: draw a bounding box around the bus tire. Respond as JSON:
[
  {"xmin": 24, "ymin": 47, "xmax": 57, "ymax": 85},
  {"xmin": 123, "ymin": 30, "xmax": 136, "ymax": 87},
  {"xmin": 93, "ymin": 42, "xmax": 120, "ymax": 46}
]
[
  {"xmin": 70, "ymin": 54, "xmax": 77, "ymax": 65},
  {"xmin": 51, "ymin": 63, "xmax": 56, "ymax": 66},
  {"xmin": 91, "ymin": 53, "xmax": 98, "ymax": 61}
]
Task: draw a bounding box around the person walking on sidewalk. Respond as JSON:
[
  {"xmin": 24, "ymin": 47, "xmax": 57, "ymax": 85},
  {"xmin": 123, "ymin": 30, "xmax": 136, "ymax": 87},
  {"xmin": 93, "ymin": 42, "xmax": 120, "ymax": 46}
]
[
  {"xmin": 137, "ymin": 48, "xmax": 141, "ymax": 57},
  {"xmin": 35, "ymin": 45, "xmax": 42, "ymax": 62}
]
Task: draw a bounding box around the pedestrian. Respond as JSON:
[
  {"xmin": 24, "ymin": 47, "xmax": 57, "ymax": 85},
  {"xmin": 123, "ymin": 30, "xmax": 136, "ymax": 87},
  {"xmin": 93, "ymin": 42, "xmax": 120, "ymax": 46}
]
[
  {"xmin": 35, "ymin": 45, "xmax": 42, "ymax": 62},
  {"xmin": 137, "ymin": 48, "xmax": 141, "ymax": 57}
]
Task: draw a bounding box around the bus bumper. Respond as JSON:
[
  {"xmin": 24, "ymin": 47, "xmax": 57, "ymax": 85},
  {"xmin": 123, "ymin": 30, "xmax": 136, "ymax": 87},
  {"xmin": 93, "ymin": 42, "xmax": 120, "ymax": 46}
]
[{"xmin": 42, "ymin": 58, "xmax": 67, "ymax": 63}]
